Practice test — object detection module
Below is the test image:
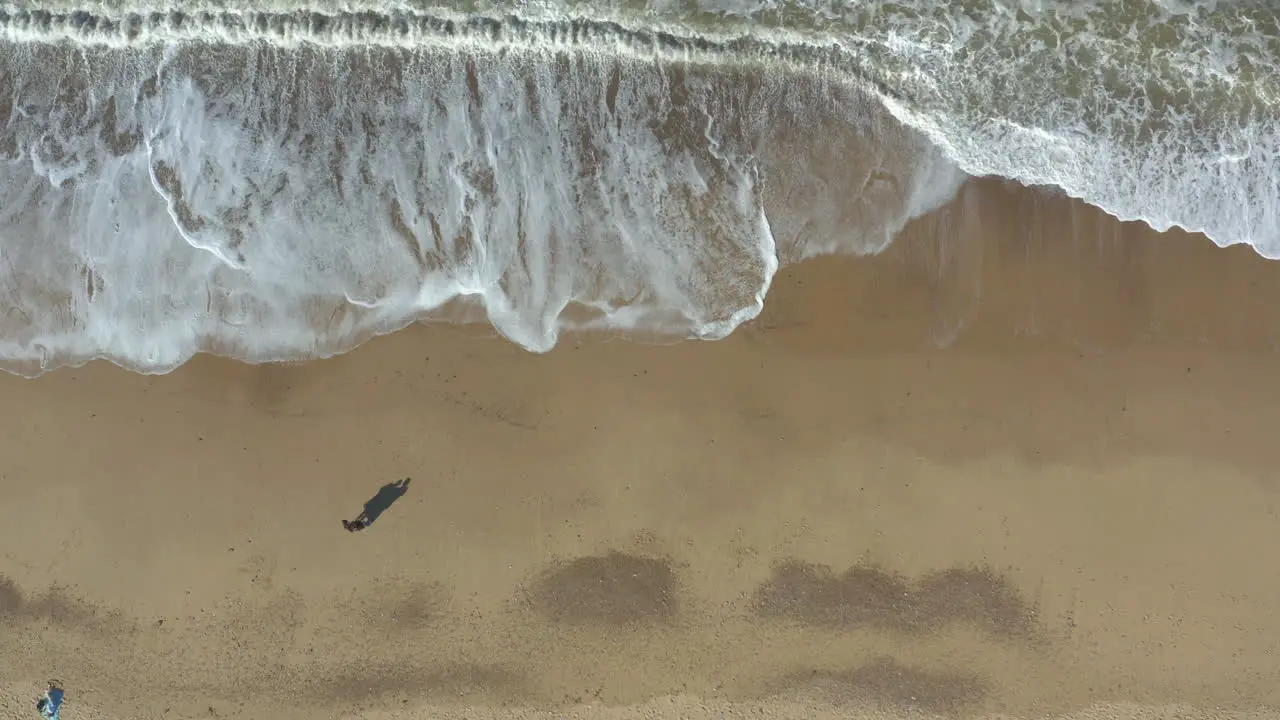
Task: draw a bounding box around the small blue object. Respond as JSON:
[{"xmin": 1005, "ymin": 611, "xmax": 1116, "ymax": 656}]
[{"xmin": 37, "ymin": 684, "xmax": 63, "ymax": 720}]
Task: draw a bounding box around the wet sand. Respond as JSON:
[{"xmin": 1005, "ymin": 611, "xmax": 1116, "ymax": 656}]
[{"xmin": 2, "ymin": 178, "xmax": 1280, "ymax": 719}]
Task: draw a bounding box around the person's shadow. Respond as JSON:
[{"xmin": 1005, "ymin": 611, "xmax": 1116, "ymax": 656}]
[{"xmin": 351, "ymin": 478, "xmax": 411, "ymax": 528}]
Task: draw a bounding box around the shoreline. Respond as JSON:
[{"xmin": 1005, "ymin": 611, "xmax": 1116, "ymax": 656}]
[
  {"xmin": 9, "ymin": 176, "xmax": 1280, "ymax": 379},
  {"xmin": 3, "ymin": 181, "xmax": 1280, "ymax": 719}
]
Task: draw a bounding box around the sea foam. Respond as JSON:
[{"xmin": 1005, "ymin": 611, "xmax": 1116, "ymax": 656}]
[
  {"xmin": 0, "ymin": 28, "xmax": 962, "ymax": 375},
  {"xmin": 0, "ymin": 1, "xmax": 1275, "ymax": 374}
]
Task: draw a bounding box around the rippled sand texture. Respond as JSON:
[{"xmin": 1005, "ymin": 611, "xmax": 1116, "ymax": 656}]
[{"xmin": 3, "ymin": 180, "xmax": 1280, "ymax": 719}]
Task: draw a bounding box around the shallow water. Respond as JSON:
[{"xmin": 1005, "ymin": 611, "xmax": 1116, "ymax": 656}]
[{"xmin": 0, "ymin": 0, "xmax": 1275, "ymax": 374}]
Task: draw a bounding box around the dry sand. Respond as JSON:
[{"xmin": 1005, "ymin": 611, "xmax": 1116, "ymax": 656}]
[{"xmin": 3, "ymin": 178, "xmax": 1280, "ymax": 720}]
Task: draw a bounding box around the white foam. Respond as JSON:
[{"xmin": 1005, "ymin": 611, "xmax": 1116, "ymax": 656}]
[
  {"xmin": 1, "ymin": 0, "xmax": 1272, "ymax": 374},
  {"xmin": 0, "ymin": 36, "xmax": 958, "ymax": 374}
]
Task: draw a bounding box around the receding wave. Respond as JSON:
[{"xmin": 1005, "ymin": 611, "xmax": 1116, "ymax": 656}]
[{"xmin": 0, "ymin": 1, "xmax": 1275, "ymax": 374}]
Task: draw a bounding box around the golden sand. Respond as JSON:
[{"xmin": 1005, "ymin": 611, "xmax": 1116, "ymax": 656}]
[{"xmin": 2, "ymin": 179, "xmax": 1279, "ymax": 719}]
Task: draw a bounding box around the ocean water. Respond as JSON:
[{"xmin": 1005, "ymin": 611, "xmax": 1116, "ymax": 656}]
[{"xmin": 0, "ymin": 0, "xmax": 1275, "ymax": 375}]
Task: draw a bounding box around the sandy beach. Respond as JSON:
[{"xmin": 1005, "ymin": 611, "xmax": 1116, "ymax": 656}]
[{"xmin": 3, "ymin": 178, "xmax": 1280, "ymax": 720}]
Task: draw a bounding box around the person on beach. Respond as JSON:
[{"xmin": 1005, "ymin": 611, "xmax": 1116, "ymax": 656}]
[
  {"xmin": 36, "ymin": 680, "xmax": 64, "ymax": 720},
  {"xmin": 342, "ymin": 517, "xmax": 367, "ymax": 532}
]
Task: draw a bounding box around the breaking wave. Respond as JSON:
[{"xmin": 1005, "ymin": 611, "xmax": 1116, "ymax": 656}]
[{"xmin": 0, "ymin": 0, "xmax": 1274, "ymax": 374}]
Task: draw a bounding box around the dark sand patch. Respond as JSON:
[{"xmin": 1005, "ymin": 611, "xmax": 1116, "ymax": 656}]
[
  {"xmin": 526, "ymin": 552, "xmax": 677, "ymax": 625},
  {"xmin": 771, "ymin": 657, "xmax": 988, "ymax": 713},
  {"xmin": 0, "ymin": 574, "xmax": 100, "ymax": 625},
  {"xmin": 914, "ymin": 567, "xmax": 1037, "ymax": 637},
  {"xmin": 752, "ymin": 561, "xmax": 1035, "ymax": 637},
  {"xmin": 352, "ymin": 580, "xmax": 450, "ymax": 630}
]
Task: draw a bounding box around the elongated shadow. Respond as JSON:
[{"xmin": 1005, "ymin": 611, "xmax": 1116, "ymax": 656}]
[{"xmin": 347, "ymin": 478, "xmax": 411, "ymax": 530}]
